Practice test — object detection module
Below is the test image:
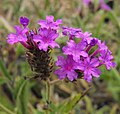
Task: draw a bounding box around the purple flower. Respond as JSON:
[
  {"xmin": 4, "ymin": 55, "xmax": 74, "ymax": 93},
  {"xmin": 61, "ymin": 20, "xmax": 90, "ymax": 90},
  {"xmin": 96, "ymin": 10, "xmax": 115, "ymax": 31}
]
[
  {"xmin": 33, "ymin": 28, "xmax": 59, "ymax": 51},
  {"xmin": 7, "ymin": 25, "xmax": 28, "ymax": 45},
  {"xmin": 99, "ymin": 0, "xmax": 111, "ymax": 11},
  {"xmin": 62, "ymin": 26, "xmax": 81, "ymax": 39},
  {"xmin": 78, "ymin": 57, "xmax": 101, "ymax": 82},
  {"xmin": 20, "ymin": 17, "xmax": 29, "ymax": 27},
  {"xmin": 76, "ymin": 31, "xmax": 92, "ymax": 44},
  {"xmin": 83, "ymin": 0, "xmax": 91, "ymax": 5},
  {"xmin": 55, "ymin": 55, "xmax": 78, "ymax": 81},
  {"xmin": 98, "ymin": 41, "xmax": 108, "ymax": 51},
  {"xmin": 62, "ymin": 40, "xmax": 88, "ymax": 62},
  {"xmin": 99, "ymin": 50, "xmax": 116, "ymax": 70},
  {"xmin": 38, "ymin": 15, "xmax": 62, "ymax": 30}
]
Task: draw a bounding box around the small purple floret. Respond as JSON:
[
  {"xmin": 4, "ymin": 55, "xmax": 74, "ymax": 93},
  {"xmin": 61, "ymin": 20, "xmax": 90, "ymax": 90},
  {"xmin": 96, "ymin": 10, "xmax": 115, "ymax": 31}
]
[
  {"xmin": 99, "ymin": 50, "xmax": 116, "ymax": 70},
  {"xmin": 7, "ymin": 25, "xmax": 28, "ymax": 45},
  {"xmin": 62, "ymin": 26, "xmax": 81, "ymax": 39},
  {"xmin": 38, "ymin": 15, "xmax": 62, "ymax": 30},
  {"xmin": 20, "ymin": 17, "xmax": 29, "ymax": 27},
  {"xmin": 33, "ymin": 28, "xmax": 59, "ymax": 51},
  {"xmin": 62, "ymin": 40, "xmax": 88, "ymax": 62},
  {"xmin": 78, "ymin": 57, "xmax": 101, "ymax": 82},
  {"xmin": 76, "ymin": 31, "xmax": 92, "ymax": 44},
  {"xmin": 55, "ymin": 55, "xmax": 78, "ymax": 81}
]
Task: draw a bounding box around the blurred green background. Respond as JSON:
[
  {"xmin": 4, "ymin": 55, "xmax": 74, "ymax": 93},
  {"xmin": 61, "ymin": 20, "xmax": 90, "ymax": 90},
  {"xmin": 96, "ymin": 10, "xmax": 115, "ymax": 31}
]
[{"xmin": 0, "ymin": 0, "xmax": 120, "ymax": 114}]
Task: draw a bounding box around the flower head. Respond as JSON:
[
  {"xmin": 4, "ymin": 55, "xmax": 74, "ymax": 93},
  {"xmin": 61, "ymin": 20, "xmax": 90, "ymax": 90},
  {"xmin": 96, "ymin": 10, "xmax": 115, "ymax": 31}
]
[
  {"xmin": 20, "ymin": 17, "xmax": 29, "ymax": 27},
  {"xmin": 55, "ymin": 55, "xmax": 78, "ymax": 81},
  {"xmin": 78, "ymin": 57, "xmax": 101, "ymax": 82},
  {"xmin": 7, "ymin": 25, "xmax": 28, "ymax": 45},
  {"xmin": 38, "ymin": 15, "xmax": 62, "ymax": 30},
  {"xmin": 62, "ymin": 40, "xmax": 88, "ymax": 62},
  {"xmin": 33, "ymin": 28, "xmax": 59, "ymax": 51},
  {"xmin": 99, "ymin": 50, "xmax": 116, "ymax": 70}
]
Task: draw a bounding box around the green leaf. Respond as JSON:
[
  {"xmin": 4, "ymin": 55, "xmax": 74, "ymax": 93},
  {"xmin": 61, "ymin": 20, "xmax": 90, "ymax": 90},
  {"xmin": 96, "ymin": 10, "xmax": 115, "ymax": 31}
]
[
  {"xmin": 83, "ymin": 96, "xmax": 94, "ymax": 114},
  {"xmin": 59, "ymin": 94, "xmax": 81, "ymax": 113},
  {"xmin": 96, "ymin": 106, "xmax": 110, "ymax": 114},
  {"xmin": 0, "ymin": 60, "xmax": 11, "ymax": 80},
  {"xmin": 15, "ymin": 79, "xmax": 30, "ymax": 114},
  {"xmin": 16, "ymin": 44, "xmax": 25, "ymax": 56},
  {"xmin": 95, "ymin": 12, "xmax": 106, "ymax": 37},
  {"xmin": 0, "ymin": 77, "xmax": 8, "ymax": 85},
  {"xmin": 107, "ymin": 11, "xmax": 120, "ymax": 29}
]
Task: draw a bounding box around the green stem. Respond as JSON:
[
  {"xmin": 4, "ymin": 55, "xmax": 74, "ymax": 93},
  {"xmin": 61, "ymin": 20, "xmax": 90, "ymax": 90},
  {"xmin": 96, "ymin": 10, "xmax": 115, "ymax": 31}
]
[
  {"xmin": 0, "ymin": 103, "xmax": 16, "ymax": 114},
  {"xmin": 46, "ymin": 80, "xmax": 50, "ymax": 104},
  {"xmin": 45, "ymin": 80, "xmax": 50, "ymax": 114},
  {"xmin": 49, "ymin": 79, "xmax": 62, "ymax": 85}
]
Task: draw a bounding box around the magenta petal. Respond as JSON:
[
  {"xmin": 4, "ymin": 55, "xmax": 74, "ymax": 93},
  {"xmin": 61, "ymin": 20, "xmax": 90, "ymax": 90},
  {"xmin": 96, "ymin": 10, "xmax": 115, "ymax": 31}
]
[
  {"xmin": 54, "ymin": 69, "xmax": 66, "ymax": 80},
  {"xmin": 7, "ymin": 34, "xmax": 18, "ymax": 44},
  {"xmin": 80, "ymin": 51, "xmax": 88, "ymax": 57},
  {"xmin": 56, "ymin": 19, "xmax": 62, "ymax": 25},
  {"xmin": 56, "ymin": 56, "xmax": 66, "ymax": 66},
  {"xmin": 46, "ymin": 15, "xmax": 54, "ymax": 22},
  {"xmin": 22, "ymin": 28, "xmax": 29, "ymax": 34},
  {"xmin": 33, "ymin": 35, "xmax": 41, "ymax": 42},
  {"xmin": 91, "ymin": 68, "xmax": 101, "ymax": 77},
  {"xmin": 38, "ymin": 42, "xmax": 48, "ymax": 51},
  {"xmin": 90, "ymin": 58, "xmax": 100, "ymax": 67},
  {"xmin": 67, "ymin": 70, "xmax": 78, "ymax": 81},
  {"xmin": 84, "ymin": 71, "xmax": 92, "ymax": 82},
  {"xmin": 49, "ymin": 42, "xmax": 60, "ymax": 48},
  {"xmin": 14, "ymin": 25, "xmax": 21, "ymax": 33}
]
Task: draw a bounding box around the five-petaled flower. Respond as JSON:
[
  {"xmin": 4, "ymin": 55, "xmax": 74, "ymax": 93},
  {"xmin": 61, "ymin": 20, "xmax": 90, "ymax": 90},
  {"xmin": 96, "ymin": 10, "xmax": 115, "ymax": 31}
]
[
  {"xmin": 7, "ymin": 25, "xmax": 28, "ymax": 45},
  {"xmin": 78, "ymin": 57, "xmax": 101, "ymax": 82},
  {"xmin": 99, "ymin": 50, "xmax": 116, "ymax": 70},
  {"xmin": 62, "ymin": 40, "xmax": 88, "ymax": 62},
  {"xmin": 33, "ymin": 28, "xmax": 59, "ymax": 51},
  {"xmin": 38, "ymin": 15, "xmax": 62, "ymax": 30},
  {"xmin": 55, "ymin": 55, "xmax": 78, "ymax": 81}
]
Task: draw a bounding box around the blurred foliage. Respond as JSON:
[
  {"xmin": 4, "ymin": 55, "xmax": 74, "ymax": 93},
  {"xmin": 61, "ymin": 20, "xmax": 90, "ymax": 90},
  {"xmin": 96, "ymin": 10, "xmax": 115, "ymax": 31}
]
[{"xmin": 0, "ymin": 0, "xmax": 120, "ymax": 114}]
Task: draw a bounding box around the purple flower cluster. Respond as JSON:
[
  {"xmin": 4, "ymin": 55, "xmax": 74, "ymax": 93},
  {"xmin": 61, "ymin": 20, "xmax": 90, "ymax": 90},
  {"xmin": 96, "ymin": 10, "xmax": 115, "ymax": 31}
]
[
  {"xmin": 55, "ymin": 26, "xmax": 116, "ymax": 82},
  {"xmin": 7, "ymin": 16, "xmax": 62, "ymax": 51},
  {"xmin": 83, "ymin": 0, "xmax": 111, "ymax": 11},
  {"xmin": 7, "ymin": 16, "xmax": 116, "ymax": 82}
]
